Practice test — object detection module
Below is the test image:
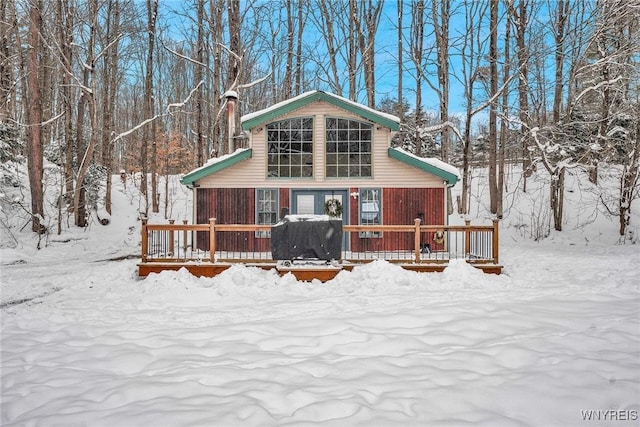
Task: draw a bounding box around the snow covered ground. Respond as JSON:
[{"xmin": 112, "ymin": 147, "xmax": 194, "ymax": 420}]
[{"xmin": 1, "ymin": 166, "xmax": 639, "ymax": 426}]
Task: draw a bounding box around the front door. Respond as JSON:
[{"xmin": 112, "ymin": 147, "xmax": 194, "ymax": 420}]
[{"xmin": 291, "ymin": 189, "xmax": 349, "ymax": 249}]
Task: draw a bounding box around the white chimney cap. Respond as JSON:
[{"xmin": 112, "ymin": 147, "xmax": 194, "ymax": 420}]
[{"xmin": 223, "ymin": 90, "xmax": 238, "ymax": 99}]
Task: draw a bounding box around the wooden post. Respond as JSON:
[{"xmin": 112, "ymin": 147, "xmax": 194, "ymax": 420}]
[
  {"xmin": 141, "ymin": 217, "xmax": 148, "ymax": 262},
  {"xmin": 168, "ymin": 219, "xmax": 175, "ymax": 256},
  {"xmin": 209, "ymin": 218, "xmax": 216, "ymax": 263},
  {"xmin": 414, "ymin": 218, "xmax": 421, "ymax": 263},
  {"xmin": 183, "ymin": 219, "xmax": 188, "ymax": 255},
  {"xmin": 465, "ymin": 219, "xmax": 471, "ymax": 258},
  {"xmin": 492, "ymin": 219, "xmax": 500, "ymax": 264}
]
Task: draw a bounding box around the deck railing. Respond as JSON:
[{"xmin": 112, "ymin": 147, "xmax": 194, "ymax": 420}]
[{"xmin": 141, "ymin": 218, "xmax": 499, "ymax": 266}]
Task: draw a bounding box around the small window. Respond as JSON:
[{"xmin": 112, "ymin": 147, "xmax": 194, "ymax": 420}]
[
  {"xmin": 359, "ymin": 188, "xmax": 381, "ymax": 238},
  {"xmin": 256, "ymin": 189, "xmax": 278, "ymax": 238}
]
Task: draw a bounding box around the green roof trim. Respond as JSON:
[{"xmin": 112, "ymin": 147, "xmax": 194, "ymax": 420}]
[
  {"xmin": 241, "ymin": 91, "xmax": 400, "ymax": 131},
  {"xmin": 388, "ymin": 148, "xmax": 460, "ymax": 186},
  {"xmin": 180, "ymin": 149, "xmax": 252, "ymax": 186}
]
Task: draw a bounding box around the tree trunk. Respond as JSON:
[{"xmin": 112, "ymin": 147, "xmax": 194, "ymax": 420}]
[
  {"xmin": 356, "ymin": 0, "xmax": 382, "ymax": 108},
  {"xmin": 550, "ymin": 167, "xmax": 565, "ymax": 231},
  {"xmin": 488, "ymin": 0, "xmax": 499, "ymax": 215},
  {"xmin": 431, "ymin": 0, "xmax": 450, "ymax": 161},
  {"xmin": 55, "ymin": 0, "xmax": 75, "ymax": 214},
  {"xmin": 283, "ymin": 0, "xmax": 294, "ymax": 99},
  {"xmin": 225, "ymin": 0, "xmax": 241, "ymax": 152},
  {"xmin": 498, "ymin": 10, "xmax": 511, "ymax": 219},
  {"xmin": 410, "ymin": 0, "xmax": 425, "ymax": 156},
  {"xmin": 73, "ymin": 0, "xmax": 98, "ymax": 228},
  {"xmin": 210, "ymin": 0, "xmax": 223, "ymax": 158},
  {"xmin": 294, "ymin": 0, "xmax": 304, "ymax": 95},
  {"xmin": 25, "ymin": 0, "xmax": 45, "ymax": 233},
  {"xmin": 141, "ymin": 0, "xmax": 158, "ymax": 214},
  {"xmin": 553, "ymin": 0, "xmax": 568, "ymax": 124},
  {"xmin": 195, "ymin": 0, "xmax": 205, "ymax": 166},
  {"xmin": 347, "ymin": 0, "xmax": 358, "ymax": 101},
  {"xmin": 397, "ymin": 0, "xmax": 404, "ymax": 121},
  {"xmin": 619, "ymin": 133, "xmax": 640, "ymax": 237},
  {"xmin": 394, "ymin": 0, "xmax": 404, "ymax": 149},
  {"xmin": 459, "ymin": 0, "xmax": 487, "ymax": 216},
  {"xmin": 102, "ymin": 0, "xmax": 120, "ymax": 216},
  {"xmin": 512, "ymin": 0, "xmax": 531, "ymax": 189}
]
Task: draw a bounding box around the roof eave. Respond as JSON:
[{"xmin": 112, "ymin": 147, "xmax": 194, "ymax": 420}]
[
  {"xmin": 387, "ymin": 148, "xmax": 459, "ymax": 187},
  {"xmin": 180, "ymin": 149, "xmax": 252, "ymax": 187}
]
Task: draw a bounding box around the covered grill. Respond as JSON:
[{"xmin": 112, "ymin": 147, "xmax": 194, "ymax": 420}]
[{"xmin": 271, "ymin": 215, "xmax": 343, "ymax": 261}]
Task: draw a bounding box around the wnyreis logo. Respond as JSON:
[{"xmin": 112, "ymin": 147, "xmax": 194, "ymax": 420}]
[{"xmin": 581, "ymin": 410, "xmax": 638, "ymax": 422}]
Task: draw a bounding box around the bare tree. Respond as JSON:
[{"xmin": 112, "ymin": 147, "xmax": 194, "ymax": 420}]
[
  {"xmin": 283, "ymin": 0, "xmax": 294, "ymax": 99},
  {"xmin": 209, "ymin": 0, "xmax": 224, "ymax": 158},
  {"xmin": 409, "ymin": 0, "xmax": 426, "ymax": 156},
  {"xmin": 457, "ymin": 0, "xmax": 489, "ymax": 215},
  {"xmin": 428, "ymin": 0, "xmax": 451, "ymax": 162},
  {"xmin": 73, "ymin": 0, "xmax": 99, "ymax": 227},
  {"xmin": 24, "ymin": 0, "xmax": 46, "ymax": 233},
  {"xmin": 508, "ymin": 0, "xmax": 532, "ymax": 191},
  {"xmin": 397, "ymin": 0, "xmax": 404, "ymax": 122},
  {"xmin": 140, "ymin": 0, "xmax": 158, "ymax": 214},
  {"xmin": 101, "ymin": 0, "xmax": 121, "ymax": 216},
  {"xmin": 351, "ymin": 0, "xmax": 383, "ymax": 107},
  {"xmin": 195, "ymin": 0, "xmax": 205, "ymax": 166},
  {"xmin": 487, "ymin": 0, "xmax": 499, "ymax": 215},
  {"xmin": 314, "ymin": 1, "xmax": 344, "ymax": 95},
  {"xmin": 0, "ymin": 0, "xmax": 15, "ymax": 120},
  {"xmin": 294, "ymin": 0, "xmax": 306, "ymax": 95}
]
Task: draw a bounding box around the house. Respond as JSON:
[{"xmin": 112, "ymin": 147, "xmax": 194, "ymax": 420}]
[{"xmin": 180, "ymin": 90, "xmax": 460, "ymax": 255}]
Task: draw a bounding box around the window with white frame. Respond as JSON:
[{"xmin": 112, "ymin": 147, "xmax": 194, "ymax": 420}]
[
  {"xmin": 256, "ymin": 189, "xmax": 278, "ymax": 237},
  {"xmin": 325, "ymin": 118, "xmax": 372, "ymax": 178},
  {"xmin": 359, "ymin": 188, "xmax": 381, "ymax": 238},
  {"xmin": 267, "ymin": 117, "xmax": 313, "ymax": 178}
]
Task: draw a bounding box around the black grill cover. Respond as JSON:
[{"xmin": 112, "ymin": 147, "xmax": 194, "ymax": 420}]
[{"xmin": 271, "ymin": 216, "xmax": 343, "ymax": 261}]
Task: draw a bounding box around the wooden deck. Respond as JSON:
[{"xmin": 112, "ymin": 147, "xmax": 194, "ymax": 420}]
[
  {"xmin": 138, "ymin": 219, "xmax": 502, "ymax": 281},
  {"xmin": 138, "ymin": 261, "xmax": 502, "ymax": 282}
]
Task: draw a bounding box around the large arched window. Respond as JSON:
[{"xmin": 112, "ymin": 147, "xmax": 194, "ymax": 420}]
[
  {"xmin": 325, "ymin": 118, "xmax": 372, "ymax": 178},
  {"xmin": 267, "ymin": 117, "xmax": 313, "ymax": 178}
]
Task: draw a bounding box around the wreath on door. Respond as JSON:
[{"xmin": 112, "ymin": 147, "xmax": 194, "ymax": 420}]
[{"xmin": 324, "ymin": 198, "xmax": 343, "ymax": 217}]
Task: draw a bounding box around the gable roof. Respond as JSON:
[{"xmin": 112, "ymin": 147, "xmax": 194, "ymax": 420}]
[
  {"xmin": 388, "ymin": 147, "xmax": 460, "ymax": 187},
  {"xmin": 241, "ymin": 90, "xmax": 400, "ymax": 131},
  {"xmin": 180, "ymin": 148, "xmax": 252, "ymax": 187}
]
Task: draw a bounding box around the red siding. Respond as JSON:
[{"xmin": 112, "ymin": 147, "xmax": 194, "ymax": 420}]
[
  {"xmin": 279, "ymin": 189, "xmax": 290, "ymax": 219},
  {"xmin": 197, "ymin": 188, "xmax": 259, "ymax": 252},
  {"xmin": 197, "ymin": 187, "xmax": 446, "ymax": 255},
  {"xmin": 382, "ymin": 188, "xmax": 443, "ymax": 224},
  {"xmin": 351, "ymin": 188, "xmax": 445, "ymax": 253}
]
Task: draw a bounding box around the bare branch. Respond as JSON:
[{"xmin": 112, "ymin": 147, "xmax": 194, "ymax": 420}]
[
  {"xmin": 110, "ymin": 114, "xmax": 166, "ymax": 144},
  {"xmin": 9, "ymin": 111, "xmax": 65, "ymax": 127},
  {"xmin": 236, "ymin": 72, "xmax": 272, "ymax": 90},
  {"xmin": 162, "ymin": 42, "xmax": 214, "ymax": 75},
  {"xmin": 166, "ymin": 80, "xmax": 204, "ymax": 113},
  {"xmin": 470, "ymin": 71, "xmax": 519, "ymax": 117}
]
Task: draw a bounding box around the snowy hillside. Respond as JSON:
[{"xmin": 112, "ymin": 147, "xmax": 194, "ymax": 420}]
[{"xmin": 1, "ymin": 163, "xmax": 639, "ymax": 426}]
